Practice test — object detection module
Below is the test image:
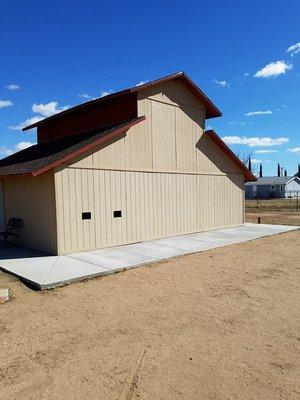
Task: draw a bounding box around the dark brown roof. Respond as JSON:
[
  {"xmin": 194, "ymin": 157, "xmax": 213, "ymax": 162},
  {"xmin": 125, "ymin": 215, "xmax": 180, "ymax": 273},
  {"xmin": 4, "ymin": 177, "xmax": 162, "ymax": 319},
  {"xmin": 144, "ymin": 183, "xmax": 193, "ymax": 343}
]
[
  {"xmin": 0, "ymin": 118, "xmax": 144, "ymax": 178},
  {"xmin": 22, "ymin": 72, "xmax": 221, "ymax": 131},
  {"xmin": 204, "ymin": 130, "xmax": 257, "ymax": 182}
]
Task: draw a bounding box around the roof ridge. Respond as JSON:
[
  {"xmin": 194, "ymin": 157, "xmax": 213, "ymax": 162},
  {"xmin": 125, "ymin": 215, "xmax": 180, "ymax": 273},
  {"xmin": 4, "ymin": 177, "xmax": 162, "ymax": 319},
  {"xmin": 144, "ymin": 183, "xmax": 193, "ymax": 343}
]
[{"xmin": 22, "ymin": 72, "xmax": 221, "ymax": 131}]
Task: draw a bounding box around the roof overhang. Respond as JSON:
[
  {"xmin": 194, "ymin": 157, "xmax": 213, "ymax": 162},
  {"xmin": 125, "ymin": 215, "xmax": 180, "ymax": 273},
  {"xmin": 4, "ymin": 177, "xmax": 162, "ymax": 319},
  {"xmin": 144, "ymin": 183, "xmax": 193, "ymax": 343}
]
[{"xmin": 204, "ymin": 130, "xmax": 257, "ymax": 182}]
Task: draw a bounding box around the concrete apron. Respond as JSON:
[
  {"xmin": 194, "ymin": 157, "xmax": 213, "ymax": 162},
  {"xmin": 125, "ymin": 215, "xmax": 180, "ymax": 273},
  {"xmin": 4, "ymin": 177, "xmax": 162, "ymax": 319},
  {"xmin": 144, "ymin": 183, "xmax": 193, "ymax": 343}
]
[{"xmin": 0, "ymin": 223, "xmax": 298, "ymax": 290}]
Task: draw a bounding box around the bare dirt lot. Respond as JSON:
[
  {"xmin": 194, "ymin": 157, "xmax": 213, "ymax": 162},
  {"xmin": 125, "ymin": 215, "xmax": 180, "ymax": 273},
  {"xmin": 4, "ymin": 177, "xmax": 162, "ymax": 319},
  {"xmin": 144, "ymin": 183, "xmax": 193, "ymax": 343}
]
[
  {"xmin": 1, "ymin": 231, "xmax": 300, "ymax": 400},
  {"xmin": 245, "ymin": 199, "xmax": 300, "ymax": 226}
]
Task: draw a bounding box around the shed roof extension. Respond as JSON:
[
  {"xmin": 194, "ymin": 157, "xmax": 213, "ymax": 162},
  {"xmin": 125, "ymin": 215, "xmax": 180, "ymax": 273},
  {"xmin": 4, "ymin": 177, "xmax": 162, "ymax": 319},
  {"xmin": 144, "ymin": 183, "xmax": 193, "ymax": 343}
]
[{"xmin": 0, "ymin": 118, "xmax": 144, "ymax": 178}]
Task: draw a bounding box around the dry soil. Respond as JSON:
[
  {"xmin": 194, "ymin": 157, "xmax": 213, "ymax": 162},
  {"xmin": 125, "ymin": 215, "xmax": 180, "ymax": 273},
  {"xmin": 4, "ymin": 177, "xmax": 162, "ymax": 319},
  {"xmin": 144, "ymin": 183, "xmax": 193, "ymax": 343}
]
[{"xmin": 0, "ymin": 230, "xmax": 299, "ymax": 399}]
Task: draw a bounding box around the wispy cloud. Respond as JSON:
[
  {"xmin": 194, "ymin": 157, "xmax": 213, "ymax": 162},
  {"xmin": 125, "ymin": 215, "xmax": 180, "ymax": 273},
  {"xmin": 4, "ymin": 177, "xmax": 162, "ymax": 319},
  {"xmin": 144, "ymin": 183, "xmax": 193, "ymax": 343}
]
[
  {"xmin": 9, "ymin": 100, "xmax": 69, "ymax": 130},
  {"xmin": 287, "ymin": 147, "xmax": 300, "ymax": 154},
  {"xmin": 100, "ymin": 89, "xmax": 114, "ymax": 98},
  {"xmin": 0, "ymin": 146, "xmax": 12, "ymax": 157},
  {"xmin": 32, "ymin": 101, "xmax": 69, "ymax": 117},
  {"xmin": 0, "ymin": 100, "xmax": 13, "ymax": 108},
  {"xmin": 5, "ymin": 84, "xmax": 20, "ymax": 90},
  {"xmin": 78, "ymin": 93, "xmax": 93, "ymax": 100},
  {"xmin": 254, "ymin": 149, "xmax": 278, "ymax": 154},
  {"xmin": 245, "ymin": 110, "xmax": 273, "ymax": 116},
  {"xmin": 222, "ymin": 136, "xmax": 289, "ymax": 147},
  {"xmin": 9, "ymin": 116, "xmax": 44, "ymax": 130},
  {"xmin": 286, "ymin": 42, "xmax": 300, "ymax": 57},
  {"xmin": 0, "ymin": 141, "xmax": 35, "ymax": 158},
  {"xmin": 251, "ymin": 158, "xmax": 262, "ymax": 164},
  {"xmin": 213, "ymin": 79, "xmax": 229, "ymax": 87},
  {"xmin": 136, "ymin": 80, "xmax": 149, "ymax": 86},
  {"xmin": 254, "ymin": 60, "xmax": 293, "ymax": 78}
]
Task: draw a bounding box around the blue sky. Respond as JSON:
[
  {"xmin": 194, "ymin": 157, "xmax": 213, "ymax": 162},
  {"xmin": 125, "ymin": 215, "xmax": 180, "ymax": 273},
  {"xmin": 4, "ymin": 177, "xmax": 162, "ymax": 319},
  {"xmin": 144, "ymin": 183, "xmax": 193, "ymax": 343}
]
[{"xmin": 0, "ymin": 0, "xmax": 299, "ymax": 176}]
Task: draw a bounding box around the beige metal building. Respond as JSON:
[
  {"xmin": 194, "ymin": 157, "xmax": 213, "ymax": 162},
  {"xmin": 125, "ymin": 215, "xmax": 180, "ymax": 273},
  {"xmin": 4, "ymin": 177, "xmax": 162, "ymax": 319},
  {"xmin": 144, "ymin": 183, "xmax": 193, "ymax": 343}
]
[{"xmin": 0, "ymin": 72, "xmax": 256, "ymax": 254}]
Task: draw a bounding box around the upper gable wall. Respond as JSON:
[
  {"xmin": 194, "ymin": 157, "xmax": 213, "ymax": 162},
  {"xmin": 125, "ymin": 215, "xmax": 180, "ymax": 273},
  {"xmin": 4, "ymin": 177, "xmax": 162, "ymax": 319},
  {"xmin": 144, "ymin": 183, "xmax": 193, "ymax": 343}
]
[
  {"xmin": 68, "ymin": 80, "xmax": 241, "ymax": 175},
  {"xmin": 138, "ymin": 80, "xmax": 206, "ymax": 110}
]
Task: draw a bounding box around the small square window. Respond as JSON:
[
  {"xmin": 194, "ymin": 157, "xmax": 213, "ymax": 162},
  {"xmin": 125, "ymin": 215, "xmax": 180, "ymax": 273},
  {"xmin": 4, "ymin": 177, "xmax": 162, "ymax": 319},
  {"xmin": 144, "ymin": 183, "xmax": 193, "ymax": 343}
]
[
  {"xmin": 113, "ymin": 210, "xmax": 122, "ymax": 218},
  {"xmin": 271, "ymin": 185, "xmax": 276, "ymax": 190},
  {"xmin": 82, "ymin": 212, "xmax": 91, "ymax": 220}
]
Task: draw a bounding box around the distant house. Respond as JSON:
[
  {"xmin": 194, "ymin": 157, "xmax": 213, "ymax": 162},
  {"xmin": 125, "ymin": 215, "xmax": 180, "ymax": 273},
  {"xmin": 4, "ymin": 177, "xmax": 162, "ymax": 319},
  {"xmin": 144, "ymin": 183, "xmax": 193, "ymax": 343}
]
[{"xmin": 245, "ymin": 176, "xmax": 300, "ymax": 199}]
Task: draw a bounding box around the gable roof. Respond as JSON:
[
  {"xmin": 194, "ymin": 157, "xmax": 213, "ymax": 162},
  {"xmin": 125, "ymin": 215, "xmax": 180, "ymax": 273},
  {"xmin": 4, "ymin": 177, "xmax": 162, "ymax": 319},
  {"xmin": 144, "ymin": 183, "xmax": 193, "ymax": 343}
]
[
  {"xmin": 245, "ymin": 176, "xmax": 298, "ymax": 186},
  {"xmin": 204, "ymin": 130, "xmax": 257, "ymax": 182},
  {"xmin": 22, "ymin": 72, "xmax": 221, "ymax": 131},
  {"xmin": 0, "ymin": 118, "xmax": 144, "ymax": 178}
]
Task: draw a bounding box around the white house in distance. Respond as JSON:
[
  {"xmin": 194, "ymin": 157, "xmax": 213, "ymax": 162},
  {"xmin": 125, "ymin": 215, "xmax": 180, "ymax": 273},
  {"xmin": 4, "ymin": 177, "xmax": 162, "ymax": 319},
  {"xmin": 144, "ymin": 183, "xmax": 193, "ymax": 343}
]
[
  {"xmin": 245, "ymin": 175, "xmax": 300, "ymax": 199},
  {"xmin": 0, "ymin": 72, "xmax": 256, "ymax": 255}
]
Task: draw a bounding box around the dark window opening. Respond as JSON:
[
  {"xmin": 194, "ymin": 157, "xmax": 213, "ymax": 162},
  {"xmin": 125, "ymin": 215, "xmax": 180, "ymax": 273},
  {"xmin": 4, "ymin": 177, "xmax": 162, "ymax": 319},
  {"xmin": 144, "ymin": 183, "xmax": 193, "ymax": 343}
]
[
  {"xmin": 113, "ymin": 210, "xmax": 122, "ymax": 218},
  {"xmin": 82, "ymin": 212, "xmax": 91, "ymax": 220}
]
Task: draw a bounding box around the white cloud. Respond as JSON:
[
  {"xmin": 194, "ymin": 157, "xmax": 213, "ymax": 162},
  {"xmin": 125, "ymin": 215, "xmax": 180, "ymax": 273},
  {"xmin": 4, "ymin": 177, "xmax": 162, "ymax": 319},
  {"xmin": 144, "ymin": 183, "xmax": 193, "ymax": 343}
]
[
  {"xmin": 286, "ymin": 42, "xmax": 300, "ymax": 57},
  {"xmin": 78, "ymin": 93, "xmax": 93, "ymax": 100},
  {"xmin": 251, "ymin": 158, "xmax": 262, "ymax": 164},
  {"xmin": 0, "ymin": 100, "xmax": 13, "ymax": 108},
  {"xmin": 9, "ymin": 116, "xmax": 44, "ymax": 130},
  {"xmin": 32, "ymin": 101, "xmax": 68, "ymax": 117},
  {"xmin": 0, "ymin": 141, "xmax": 35, "ymax": 158},
  {"xmin": 8, "ymin": 100, "xmax": 68, "ymax": 130},
  {"xmin": 244, "ymin": 72, "xmax": 250, "ymax": 77},
  {"xmin": 245, "ymin": 110, "xmax": 273, "ymax": 116},
  {"xmin": 6, "ymin": 84, "xmax": 20, "ymax": 90},
  {"xmin": 100, "ymin": 89, "xmax": 114, "ymax": 98},
  {"xmin": 254, "ymin": 149, "xmax": 278, "ymax": 154},
  {"xmin": 0, "ymin": 146, "xmax": 13, "ymax": 157},
  {"xmin": 213, "ymin": 79, "xmax": 229, "ymax": 87},
  {"xmin": 136, "ymin": 80, "xmax": 149, "ymax": 86},
  {"xmin": 254, "ymin": 60, "xmax": 293, "ymax": 78},
  {"xmin": 287, "ymin": 147, "xmax": 300, "ymax": 154},
  {"xmin": 14, "ymin": 141, "xmax": 35, "ymax": 151},
  {"xmin": 222, "ymin": 136, "xmax": 289, "ymax": 147}
]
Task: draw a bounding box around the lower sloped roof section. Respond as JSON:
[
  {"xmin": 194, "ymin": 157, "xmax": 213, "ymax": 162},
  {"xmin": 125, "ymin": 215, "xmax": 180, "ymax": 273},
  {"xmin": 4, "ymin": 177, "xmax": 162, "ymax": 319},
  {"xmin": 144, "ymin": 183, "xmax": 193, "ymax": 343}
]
[
  {"xmin": 204, "ymin": 130, "xmax": 257, "ymax": 182},
  {"xmin": 0, "ymin": 117, "xmax": 145, "ymax": 178}
]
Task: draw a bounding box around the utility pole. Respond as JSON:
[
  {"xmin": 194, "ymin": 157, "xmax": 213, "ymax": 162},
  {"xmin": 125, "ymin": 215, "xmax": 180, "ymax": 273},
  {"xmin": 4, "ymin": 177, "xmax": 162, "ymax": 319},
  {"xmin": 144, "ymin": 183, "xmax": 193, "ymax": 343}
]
[
  {"xmin": 277, "ymin": 163, "xmax": 280, "ymax": 177},
  {"xmin": 259, "ymin": 163, "xmax": 262, "ymax": 177}
]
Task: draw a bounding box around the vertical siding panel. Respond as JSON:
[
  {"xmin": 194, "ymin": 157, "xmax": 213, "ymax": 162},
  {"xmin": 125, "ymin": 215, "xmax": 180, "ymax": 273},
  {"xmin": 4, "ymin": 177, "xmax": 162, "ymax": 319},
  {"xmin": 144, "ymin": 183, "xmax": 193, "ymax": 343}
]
[
  {"xmin": 3, "ymin": 172, "xmax": 57, "ymax": 254},
  {"xmin": 93, "ymin": 169, "xmax": 101, "ymax": 248}
]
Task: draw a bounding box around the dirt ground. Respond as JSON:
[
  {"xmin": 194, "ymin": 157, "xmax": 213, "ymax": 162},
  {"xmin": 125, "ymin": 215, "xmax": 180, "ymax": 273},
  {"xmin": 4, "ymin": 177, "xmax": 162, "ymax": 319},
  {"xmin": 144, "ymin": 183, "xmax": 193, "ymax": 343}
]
[
  {"xmin": 0, "ymin": 231, "xmax": 299, "ymax": 400},
  {"xmin": 245, "ymin": 198, "xmax": 299, "ymax": 211},
  {"xmin": 245, "ymin": 199, "xmax": 300, "ymax": 226},
  {"xmin": 245, "ymin": 211, "xmax": 300, "ymax": 226}
]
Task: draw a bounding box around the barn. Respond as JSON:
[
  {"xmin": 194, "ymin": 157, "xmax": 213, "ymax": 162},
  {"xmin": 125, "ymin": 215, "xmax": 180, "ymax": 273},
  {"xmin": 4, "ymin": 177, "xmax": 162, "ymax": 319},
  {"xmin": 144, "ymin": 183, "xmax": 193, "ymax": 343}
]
[{"xmin": 0, "ymin": 72, "xmax": 256, "ymax": 255}]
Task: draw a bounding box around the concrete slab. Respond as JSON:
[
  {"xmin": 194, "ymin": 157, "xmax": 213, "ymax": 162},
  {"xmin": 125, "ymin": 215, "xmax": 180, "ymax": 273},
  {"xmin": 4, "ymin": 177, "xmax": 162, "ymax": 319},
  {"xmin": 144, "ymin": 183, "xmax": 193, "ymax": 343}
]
[
  {"xmin": 0, "ymin": 223, "xmax": 298, "ymax": 289},
  {"xmin": 42, "ymin": 256, "xmax": 111, "ymax": 289},
  {"xmin": 0, "ymin": 255, "xmax": 58, "ymax": 288}
]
